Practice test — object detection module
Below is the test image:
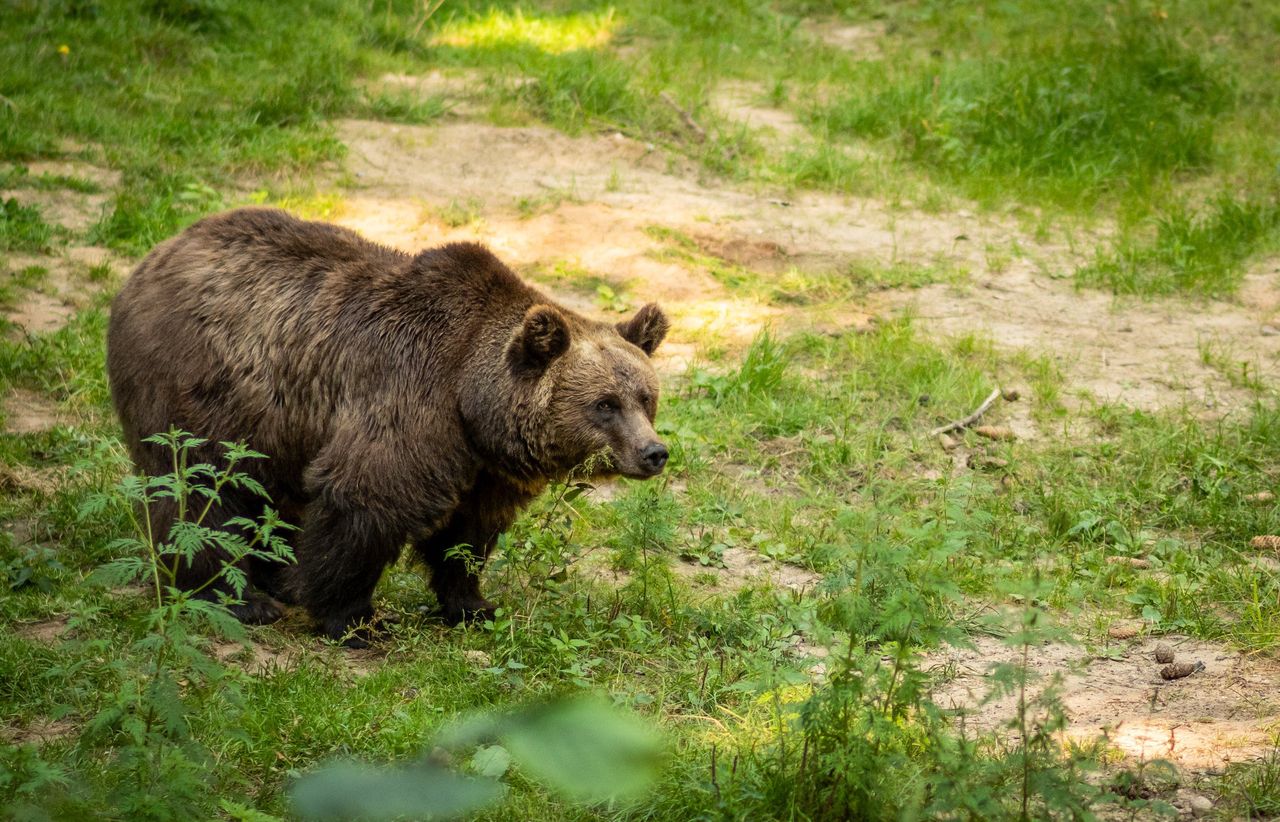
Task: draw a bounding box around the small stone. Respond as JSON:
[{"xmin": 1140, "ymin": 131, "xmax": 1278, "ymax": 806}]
[
  {"xmin": 1261, "ymin": 325, "xmax": 1280, "ymax": 337},
  {"xmin": 1186, "ymin": 793, "xmax": 1213, "ymax": 817},
  {"xmin": 1154, "ymin": 643, "xmax": 1174, "ymax": 664},
  {"xmin": 1246, "ymin": 491, "xmax": 1276, "ymax": 504},
  {"xmin": 1160, "ymin": 661, "xmax": 1204, "ymax": 680},
  {"xmin": 1108, "ymin": 624, "xmax": 1139, "ymax": 640},
  {"xmin": 1250, "ymin": 535, "xmax": 1280, "ymax": 550},
  {"xmin": 973, "ymin": 425, "xmax": 1016, "ymax": 441},
  {"xmin": 463, "ymin": 650, "xmax": 492, "ymax": 668},
  {"xmin": 1106, "ymin": 556, "xmax": 1151, "ymax": 569},
  {"xmin": 937, "ymin": 433, "xmax": 958, "ymax": 451},
  {"xmin": 1001, "ymin": 388, "xmax": 1021, "ymax": 402}
]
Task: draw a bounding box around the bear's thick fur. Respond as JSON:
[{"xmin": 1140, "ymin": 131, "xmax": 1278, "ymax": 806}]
[{"xmin": 107, "ymin": 208, "xmax": 669, "ymax": 644}]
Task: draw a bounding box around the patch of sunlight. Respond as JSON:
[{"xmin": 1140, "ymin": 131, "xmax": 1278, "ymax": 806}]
[
  {"xmin": 430, "ymin": 8, "xmax": 618, "ymax": 54},
  {"xmin": 247, "ymin": 190, "xmax": 349, "ymax": 221}
]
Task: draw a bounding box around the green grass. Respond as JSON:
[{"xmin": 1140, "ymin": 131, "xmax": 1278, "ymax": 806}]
[
  {"xmin": 0, "ymin": 0, "xmax": 365, "ymax": 253},
  {"xmin": 810, "ymin": 3, "xmax": 1230, "ymax": 206},
  {"xmin": 0, "ymin": 198, "xmax": 58, "ymax": 252},
  {"xmin": 6, "ymin": 0, "xmax": 1280, "ymax": 818},
  {"xmin": 1078, "ymin": 191, "xmax": 1280, "ymax": 296}
]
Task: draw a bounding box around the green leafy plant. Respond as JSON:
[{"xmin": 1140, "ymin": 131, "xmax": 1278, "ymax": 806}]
[
  {"xmin": 52, "ymin": 431, "xmax": 296, "ymax": 819},
  {"xmin": 2, "ymin": 543, "xmax": 67, "ymax": 593}
]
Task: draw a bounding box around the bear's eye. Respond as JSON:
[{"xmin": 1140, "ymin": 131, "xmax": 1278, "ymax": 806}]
[{"xmin": 596, "ymin": 399, "xmax": 619, "ymax": 414}]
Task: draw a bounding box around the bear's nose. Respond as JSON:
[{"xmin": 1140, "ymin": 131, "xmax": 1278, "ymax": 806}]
[{"xmin": 641, "ymin": 442, "xmax": 669, "ymax": 473}]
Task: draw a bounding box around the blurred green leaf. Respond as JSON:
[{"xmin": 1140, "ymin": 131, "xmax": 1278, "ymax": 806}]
[
  {"xmin": 470, "ymin": 745, "xmax": 511, "ymax": 779},
  {"xmin": 500, "ymin": 698, "xmax": 662, "ymax": 802},
  {"xmin": 291, "ymin": 761, "xmax": 502, "ymax": 821}
]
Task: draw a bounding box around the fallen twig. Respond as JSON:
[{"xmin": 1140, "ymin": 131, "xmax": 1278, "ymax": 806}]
[
  {"xmin": 929, "ymin": 388, "xmax": 1001, "ymax": 437},
  {"xmin": 659, "ymin": 91, "xmax": 707, "ymax": 143}
]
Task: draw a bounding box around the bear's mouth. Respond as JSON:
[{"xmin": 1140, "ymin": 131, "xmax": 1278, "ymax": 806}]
[{"xmin": 620, "ymin": 466, "xmax": 664, "ymax": 480}]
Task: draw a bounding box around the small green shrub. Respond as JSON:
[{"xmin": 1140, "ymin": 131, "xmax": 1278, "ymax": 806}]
[{"xmin": 4, "ymin": 431, "xmax": 296, "ymax": 820}]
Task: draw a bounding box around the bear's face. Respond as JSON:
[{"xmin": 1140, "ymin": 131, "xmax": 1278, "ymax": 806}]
[{"xmin": 508, "ymin": 303, "xmax": 670, "ymax": 480}]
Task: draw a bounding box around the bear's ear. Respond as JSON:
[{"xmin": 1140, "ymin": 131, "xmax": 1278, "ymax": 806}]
[
  {"xmin": 616, "ymin": 303, "xmax": 669, "ymax": 357},
  {"xmin": 509, "ymin": 304, "xmax": 571, "ymax": 372}
]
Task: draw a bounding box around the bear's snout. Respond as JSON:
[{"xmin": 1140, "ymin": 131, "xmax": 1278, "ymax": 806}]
[{"xmin": 638, "ymin": 441, "xmax": 669, "ymax": 476}]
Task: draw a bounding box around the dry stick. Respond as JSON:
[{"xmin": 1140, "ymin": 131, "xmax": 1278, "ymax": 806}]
[
  {"xmin": 929, "ymin": 388, "xmax": 1001, "ymax": 437},
  {"xmin": 659, "ymin": 91, "xmax": 707, "ymax": 143}
]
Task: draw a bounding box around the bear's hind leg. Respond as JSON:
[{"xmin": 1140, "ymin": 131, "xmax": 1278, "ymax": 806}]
[
  {"xmin": 413, "ymin": 472, "xmax": 529, "ymax": 626},
  {"xmin": 294, "ymin": 501, "xmax": 404, "ymax": 647},
  {"xmin": 416, "ymin": 528, "xmax": 496, "ymax": 627}
]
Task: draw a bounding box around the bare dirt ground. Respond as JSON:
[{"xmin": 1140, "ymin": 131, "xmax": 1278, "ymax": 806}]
[
  {"xmin": 333, "ymin": 116, "xmax": 1280, "ymax": 417},
  {"xmin": 1, "ymin": 388, "xmax": 65, "ymax": 434},
  {"xmin": 929, "ymin": 634, "xmax": 1280, "ymax": 774},
  {"xmin": 2, "ymin": 157, "xmax": 123, "ymax": 434},
  {"xmin": 14, "ymin": 615, "xmax": 70, "ymax": 643}
]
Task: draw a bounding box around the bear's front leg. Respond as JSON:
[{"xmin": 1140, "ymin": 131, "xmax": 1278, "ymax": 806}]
[
  {"xmin": 413, "ymin": 471, "xmax": 532, "ymax": 626},
  {"xmin": 295, "ymin": 500, "xmax": 405, "ymax": 647}
]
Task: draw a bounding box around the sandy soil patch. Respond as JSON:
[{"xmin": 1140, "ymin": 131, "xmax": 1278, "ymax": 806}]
[
  {"xmin": 210, "ymin": 637, "xmax": 302, "ymax": 676},
  {"xmin": 674, "ymin": 546, "xmax": 821, "ymax": 594},
  {"xmin": 878, "ymin": 264, "xmax": 1280, "ymax": 413},
  {"xmin": 2, "ymin": 187, "xmax": 110, "ymax": 235},
  {"xmin": 365, "ymin": 69, "xmax": 499, "ymax": 118},
  {"xmin": 2, "ymin": 717, "xmax": 77, "ymax": 746},
  {"xmin": 23, "ymin": 159, "xmax": 122, "ymax": 191},
  {"xmin": 804, "ymin": 19, "xmax": 887, "ymax": 59},
  {"xmin": 331, "ymin": 113, "xmax": 1280, "ymax": 415},
  {"xmin": 2, "ymin": 388, "xmax": 64, "ymax": 434},
  {"xmin": 711, "ymin": 81, "xmax": 805, "ymax": 140},
  {"xmin": 0, "ymin": 463, "xmax": 64, "ymax": 496},
  {"xmin": 929, "ymin": 634, "xmax": 1280, "ymax": 774},
  {"xmin": 14, "ymin": 615, "xmax": 71, "ymax": 643},
  {"xmin": 8, "ymin": 289, "xmax": 76, "ymax": 334}
]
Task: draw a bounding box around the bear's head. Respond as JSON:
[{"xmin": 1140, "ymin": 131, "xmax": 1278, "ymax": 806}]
[{"xmin": 506, "ymin": 302, "xmax": 670, "ymax": 480}]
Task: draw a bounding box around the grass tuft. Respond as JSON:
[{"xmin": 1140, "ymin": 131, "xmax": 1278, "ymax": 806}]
[
  {"xmin": 0, "ymin": 198, "xmax": 56, "ymax": 252},
  {"xmin": 813, "ymin": 4, "xmax": 1231, "ymax": 205},
  {"xmin": 1078, "ymin": 191, "xmax": 1280, "ymax": 296}
]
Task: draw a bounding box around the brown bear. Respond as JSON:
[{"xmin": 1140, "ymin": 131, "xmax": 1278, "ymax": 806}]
[{"xmin": 107, "ymin": 207, "xmax": 669, "ymax": 645}]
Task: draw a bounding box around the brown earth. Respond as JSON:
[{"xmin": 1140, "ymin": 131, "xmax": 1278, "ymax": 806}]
[
  {"xmin": 1, "ymin": 717, "xmax": 76, "ymax": 747},
  {"xmin": 14, "ymin": 615, "xmax": 70, "ymax": 643},
  {"xmin": 2, "ymin": 388, "xmax": 64, "ymax": 434},
  {"xmin": 332, "ymin": 117, "xmax": 1280, "ymax": 416},
  {"xmin": 928, "ymin": 633, "xmax": 1280, "ymax": 774},
  {"xmin": 673, "ymin": 546, "xmax": 821, "ymax": 595}
]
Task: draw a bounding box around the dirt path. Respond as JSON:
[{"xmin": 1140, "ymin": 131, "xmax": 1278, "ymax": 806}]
[{"xmin": 334, "ymin": 116, "xmax": 1280, "ymax": 414}]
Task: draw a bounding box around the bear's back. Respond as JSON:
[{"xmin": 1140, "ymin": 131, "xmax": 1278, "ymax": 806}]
[{"xmin": 107, "ymin": 209, "xmax": 534, "ymax": 473}]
